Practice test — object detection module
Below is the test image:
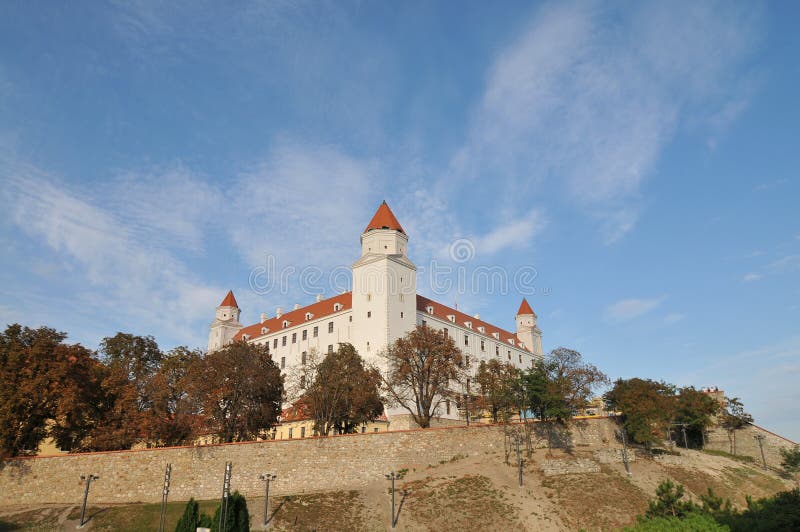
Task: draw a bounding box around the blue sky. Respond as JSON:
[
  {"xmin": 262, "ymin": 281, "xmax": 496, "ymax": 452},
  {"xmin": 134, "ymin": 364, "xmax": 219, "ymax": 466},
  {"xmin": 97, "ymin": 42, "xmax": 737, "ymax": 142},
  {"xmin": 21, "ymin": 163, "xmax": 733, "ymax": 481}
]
[{"xmin": 1, "ymin": 1, "xmax": 798, "ymax": 439}]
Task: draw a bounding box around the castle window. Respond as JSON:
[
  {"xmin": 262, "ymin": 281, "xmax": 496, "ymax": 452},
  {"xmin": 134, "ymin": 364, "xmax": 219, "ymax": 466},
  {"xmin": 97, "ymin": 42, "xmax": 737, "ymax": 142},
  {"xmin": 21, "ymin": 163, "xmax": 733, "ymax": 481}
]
[
  {"xmin": 282, "ymin": 320, "xmax": 289, "ymax": 328},
  {"xmin": 302, "ymin": 351, "xmax": 307, "ymax": 365},
  {"xmin": 422, "ymin": 319, "xmax": 427, "ymax": 326},
  {"xmin": 300, "ymin": 427, "xmax": 306, "ymax": 438},
  {"xmin": 519, "ymin": 354, "xmax": 523, "ymax": 364},
  {"xmin": 374, "ymin": 427, "xmax": 379, "ymax": 432},
  {"xmin": 328, "ymin": 321, "xmax": 334, "ymax": 333},
  {"xmin": 447, "ymin": 315, "xmax": 455, "ymax": 323},
  {"xmin": 288, "ymin": 428, "xmax": 293, "ymax": 439},
  {"xmin": 282, "ymin": 336, "xmax": 287, "ymax": 347},
  {"xmin": 492, "ymin": 332, "xmax": 500, "ymax": 339},
  {"xmin": 465, "ymin": 321, "xmax": 472, "ymax": 329},
  {"xmin": 443, "ymin": 328, "xmax": 448, "ymax": 338},
  {"xmin": 509, "ymin": 339, "xmax": 515, "ymax": 345},
  {"xmin": 334, "ymin": 303, "xmax": 343, "ymax": 311},
  {"xmin": 464, "ymin": 334, "xmax": 469, "ymax": 346},
  {"xmin": 478, "ymin": 326, "xmax": 485, "ymax": 334},
  {"xmin": 426, "ymin": 306, "xmax": 433, "ymax": 314},
  {"xmin": 361, "ymin": 426, "xmax": 366, "ymax": 433},
  {"xmin": 313, "ymin": 326, "xmax": 318, "ymax": 337},
  {"xmin": 274, "ymin": 339, "xmax": 278, "ymax": 349},
  {"xmin": 292, "ymin": 333, "xmax": 297, "ymax": 344},
  {"xmin": 446, "ymin": 399, "xmax": 451, "ymax": 415},
  {"xmin": 399, "ymin": 294, "xmax": 404, "ymax": 302},
  {"xmin": 507, "ymin": 351, "xmax": 511, "ymax": 360},
  {"xmin": 305, "ymin": 312, "xmax": 313, "ymax": 321},
  {"xmin": 400, "ymin": 312, "xmax": 404, "ymax": 319},
  {"xmin": 466, "ymin": 355, "xmax": 470, "ymax": 368},
  {"xmin": 242, "ymin": 334, "xmax": 249, "ymax": 341},
  {"xmin": 281, "ymin": 356, "xmax": 285, "ymax": 369},
  {"xmin": 367, "ymin": 311, "xmax": 371, "ymax": 318},
  {"xmin": 366, "ymin": 294, "xmax": 371, "ymax": 302},
  {"xmin": 495, "ymin": 345, "xmax": 499, "ymax": 356},
  {"xmin": 480, "ymin": 340, "xmax": 485, "ymax": 352},
  {"xmin": 261, "ymin": 327, "xmax": 268, "ymax": 335},
  {"xmin": 367, "ymin": 341, "xmax": 370, "ymax": 351},
  {"xmin": 302, "ymin": 329, "xmax": 307, "ymax": 341},
  {"xmin": 349, "ymin": 315, "xmax": 352, "ymax": 322},
  {"xmin": 328, "ymin": 344, "xmax": 333, "ymax": 354},
  {"xmin": 300, "ymin": 375, "xmax": 306, "ymax": 389}
]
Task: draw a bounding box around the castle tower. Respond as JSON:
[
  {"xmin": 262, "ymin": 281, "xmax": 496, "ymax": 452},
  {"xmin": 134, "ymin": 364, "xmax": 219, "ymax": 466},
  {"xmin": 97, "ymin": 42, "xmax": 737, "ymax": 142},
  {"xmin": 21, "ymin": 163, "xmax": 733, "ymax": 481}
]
[
  {"xmin": 515, "ymin": 298, "xmax": 542, "ymax": 357},
  {"xmin": 351, "ymin": 201, "xmax": 417, "ymax": 362},
  {"xmin": 208, "ymin": 290, "xmax": 243, "ymax": 352}
]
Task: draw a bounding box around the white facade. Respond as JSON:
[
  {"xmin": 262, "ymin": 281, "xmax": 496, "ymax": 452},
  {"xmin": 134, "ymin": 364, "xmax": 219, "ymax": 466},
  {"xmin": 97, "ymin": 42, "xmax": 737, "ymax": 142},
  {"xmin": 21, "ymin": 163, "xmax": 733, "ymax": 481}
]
[{"xmin": 209, "ymin": 202, "xmax": 544, "ymax": 422}]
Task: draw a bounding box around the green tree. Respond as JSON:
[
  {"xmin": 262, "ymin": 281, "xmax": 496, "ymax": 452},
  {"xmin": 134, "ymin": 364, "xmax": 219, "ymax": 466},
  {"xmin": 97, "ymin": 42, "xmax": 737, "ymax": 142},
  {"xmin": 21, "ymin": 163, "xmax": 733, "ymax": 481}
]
[
  {"xmin": 605, "ymin": 378, "xmax": 675, "ymax": 447},
  {"xmin": 188, "ymin": 341, "xmax": 283, "ymax": 442},
  {"xmin": 211, "ymin": 491, "xmax": 250, "ymax": 532},
  {"xmin": 299, "ymin": 344, "xmax": 383, "ymax": 436},
  {"xmin": 645, "ymin": 480, "xmax": 698, "ymax": 519},
  {"xmin": 474, "ymin": 360, "xmax": 520, "ymax": 423},
  {"xmin": 780, "ymin": 446, "xmax": 800, "ymax": 485},
  {"xmin": 719, "ymin": 397, "xmax": 753, "ymax": 455},
  {"xmin": 381, "ymin": 324, "xmax": 467, "ymax": 429},
  {"xmin": 175, "ymin": 498, "xmax": 212, "ymax": 532},
  {"xmin": 674, "ymin": 386, "xmax": 720, "ymax": 448}
]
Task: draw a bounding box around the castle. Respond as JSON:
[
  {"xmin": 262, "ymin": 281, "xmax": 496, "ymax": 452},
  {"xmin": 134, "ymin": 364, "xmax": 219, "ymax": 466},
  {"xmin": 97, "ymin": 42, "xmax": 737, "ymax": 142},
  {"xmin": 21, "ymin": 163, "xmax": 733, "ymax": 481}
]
[{"xmin": 208, "ymin": 201, "xmax": 543, "ymax": 426}]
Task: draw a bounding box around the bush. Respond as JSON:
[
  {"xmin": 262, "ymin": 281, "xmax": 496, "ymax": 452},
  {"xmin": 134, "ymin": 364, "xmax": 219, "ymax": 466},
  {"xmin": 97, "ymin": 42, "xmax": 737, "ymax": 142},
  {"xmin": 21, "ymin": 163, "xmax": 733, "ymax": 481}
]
[
  {"xmin": 211, "ymin": 491, "xmax": 250, "ymax": 532},
  {"xmin": 624, "ymin": 512, "xmax": 729, "ymax": 531}
]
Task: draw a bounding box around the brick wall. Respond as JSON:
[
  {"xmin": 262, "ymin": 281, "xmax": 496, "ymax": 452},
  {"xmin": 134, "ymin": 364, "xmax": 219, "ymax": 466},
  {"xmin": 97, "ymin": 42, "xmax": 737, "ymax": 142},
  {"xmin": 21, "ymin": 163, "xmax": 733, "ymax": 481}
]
[{"xmin": 0, "ymin": 418, "xmax": 620, "ymax": 506}]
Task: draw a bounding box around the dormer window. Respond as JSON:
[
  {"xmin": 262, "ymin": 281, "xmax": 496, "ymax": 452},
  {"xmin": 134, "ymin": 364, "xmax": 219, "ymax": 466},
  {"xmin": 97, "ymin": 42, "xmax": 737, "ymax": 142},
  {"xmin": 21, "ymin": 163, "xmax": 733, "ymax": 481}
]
[
  {"xmin": 305, "ymin": 312, "xmax": 313, "ymax": 321},
  {"xmin": 261, "ymin": 327, "xmax": 269, "ymax": 335},
  {"xmin": 426, "ymin": 306, "xmax": 434, "ymax": 314},
  {"xmin": 508, "ymin": 338, "xmax": 515, "ymax": 345},
  {"xmin": 333, "ymin": 303, "xmax": 343, "ymax": 312},
  {"xmin": 478, "ymin": 326, "xmax": 485, "ymax": 333},
  {"xmin": 447, "ymin": 315, "xmax": 455, "ymax": 323},
  {"xmin": 242, "ymin": 334, "xmax": 250, "ymax": 341},
  {"xmin": 465, "ymin": 321, "xmax": 472, "ymax": 329},
  {"xmin": 282, "ymin": 320, "xmax": 289, "ymax": 328},
  {"xmin": 492, "ymin": 332, "xmax": 500, "ymax": 339}
]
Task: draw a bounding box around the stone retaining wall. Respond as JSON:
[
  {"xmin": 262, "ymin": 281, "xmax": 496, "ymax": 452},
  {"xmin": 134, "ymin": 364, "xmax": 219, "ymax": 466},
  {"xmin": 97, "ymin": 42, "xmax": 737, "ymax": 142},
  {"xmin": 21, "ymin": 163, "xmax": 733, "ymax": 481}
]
[
  {"xmin": 0, "ymin": 418, "xmax": 621, "ymax": 506},
  {"xmin": 540, "ymin": 458, "xmax": 600, "ymax": 476}
]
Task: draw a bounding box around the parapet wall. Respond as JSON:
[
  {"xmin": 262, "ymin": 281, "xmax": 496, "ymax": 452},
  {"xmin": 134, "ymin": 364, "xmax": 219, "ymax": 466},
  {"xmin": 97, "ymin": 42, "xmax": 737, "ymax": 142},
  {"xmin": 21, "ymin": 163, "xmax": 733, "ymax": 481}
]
[{"xmin": 0, "ymin": 418, "xmax": 619, "ymax": 506}]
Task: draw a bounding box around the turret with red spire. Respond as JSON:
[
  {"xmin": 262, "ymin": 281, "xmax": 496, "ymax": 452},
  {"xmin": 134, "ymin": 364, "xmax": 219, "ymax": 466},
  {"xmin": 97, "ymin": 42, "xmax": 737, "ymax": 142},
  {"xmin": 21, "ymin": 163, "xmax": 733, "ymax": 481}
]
[
  {"xmin": 515, "ymin": 297, "xmax": 542, "ymax": 356},
  {"xmin": 208, "ymin": 290, "xmax": 243, "ymax": 352}
]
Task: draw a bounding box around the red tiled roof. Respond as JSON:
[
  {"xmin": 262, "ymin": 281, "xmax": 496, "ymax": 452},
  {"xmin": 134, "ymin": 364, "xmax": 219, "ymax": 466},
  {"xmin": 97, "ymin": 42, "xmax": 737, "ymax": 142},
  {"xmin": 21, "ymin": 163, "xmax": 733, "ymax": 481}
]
[
  {"xmin": 220, "ymin": 290, "xmax": 239, "ymax": 308},
  {"xmin": 234, "ymin": 292, "xmax": 352, "ymax": 341},
  {"xmin": 416, "ymin": 295, "xmax": 529, "ymax": 352},
  {"xmin": 516, "ymin": 298, "xmax": 536, "ymax": 317},
  {"xmin": 364, "ymin": 200, "xmax": 405, "ymax": 234}
]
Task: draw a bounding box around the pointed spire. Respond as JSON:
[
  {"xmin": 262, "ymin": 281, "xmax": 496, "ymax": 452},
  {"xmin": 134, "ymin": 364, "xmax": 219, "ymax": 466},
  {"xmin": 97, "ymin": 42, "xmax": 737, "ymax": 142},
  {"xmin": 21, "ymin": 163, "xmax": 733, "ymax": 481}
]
[
  {"xmin": 517, "ymin": 298, "xmax": 536, "ymax": 317},
  {"xmin": 364, "ymin": 200, "xmax": 405, "ymax": 234},
  {"xmin": 219, "ymin": 290, "xmax": 239, "ymax": 308}
]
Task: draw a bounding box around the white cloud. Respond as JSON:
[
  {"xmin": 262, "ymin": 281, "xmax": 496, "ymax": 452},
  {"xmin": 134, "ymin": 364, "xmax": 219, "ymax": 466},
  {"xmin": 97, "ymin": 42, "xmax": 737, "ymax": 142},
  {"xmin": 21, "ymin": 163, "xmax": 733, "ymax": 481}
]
[
  {"xmin": 604, "ymin": 297, "xmax": 664, "ymax": 323},
  {"xmin": 472, "ymin": 210, "xmax": 546, "ymax": 256},
  {"xmin": 0, "ymin": 159, "xmax": 225, "ymax": 346},
  {"xmin": 663, "ymin": 313, "xmax": 686, "ymax": 324},
  {"xmin": 769, "ymin": 255, "xmax": 800, "ymax": 274},
  {"xmin": 453, "ymin": 0, "xmax": 762, "ymax": 242},
  {"xmin": 742, "ymin": 272, "xmax": 762, "ymax": 282}
]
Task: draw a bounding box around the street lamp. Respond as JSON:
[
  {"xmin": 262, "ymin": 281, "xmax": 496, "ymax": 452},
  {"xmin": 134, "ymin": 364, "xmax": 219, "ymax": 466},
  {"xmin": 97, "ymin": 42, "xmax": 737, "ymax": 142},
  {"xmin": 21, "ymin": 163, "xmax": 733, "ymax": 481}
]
[
  {"xmin": 77, "ymin": 474, "xmax": 99, "ymax": 529},
  {"xmin": 385, "ymin": 471, "xmax": 405, "ymax": 528},
  {"xmin": 259, "ymin": 473, "xmax": 278, "ymax": 528},
  {"xmin": 754, "ymin": 434, "xmax": 768, "ymax": 470}
]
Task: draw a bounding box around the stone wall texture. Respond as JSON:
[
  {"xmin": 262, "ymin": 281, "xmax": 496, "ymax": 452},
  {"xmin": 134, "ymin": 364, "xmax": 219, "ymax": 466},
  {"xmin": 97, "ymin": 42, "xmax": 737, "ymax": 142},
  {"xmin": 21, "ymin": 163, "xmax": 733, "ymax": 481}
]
[
  {"xmin": 704, "ymin": 424, "xmax": 797, "ymax": 468},
  {"xmin": 0, "ymin": 418, "xmax": 620, "ymax": 506},
  {"xmin": 540, "ymin": 458, "xmax": 601, "ymax": 476}
]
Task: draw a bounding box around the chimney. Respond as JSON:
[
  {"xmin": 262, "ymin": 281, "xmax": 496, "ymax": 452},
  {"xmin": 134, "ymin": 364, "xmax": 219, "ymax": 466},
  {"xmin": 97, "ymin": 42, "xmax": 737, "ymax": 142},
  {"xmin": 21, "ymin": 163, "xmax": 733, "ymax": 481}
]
[
  {"xmin": 293, "ymin": 303, "xmax": 300, "ymax": 310},
  {"xmin": 474, "ymin": 313, "xmax": 480, "ymax": 320},
  {"xmin": 260, "ymin": 313, "xmax": 268, "ymax": 324},
  {"xmin": 276, "ymin": 307, "xmax": 282, "ymax": 318},
  {"xmin": 316, "ymin": 294, "xmax": 323, "ymax": 303}
]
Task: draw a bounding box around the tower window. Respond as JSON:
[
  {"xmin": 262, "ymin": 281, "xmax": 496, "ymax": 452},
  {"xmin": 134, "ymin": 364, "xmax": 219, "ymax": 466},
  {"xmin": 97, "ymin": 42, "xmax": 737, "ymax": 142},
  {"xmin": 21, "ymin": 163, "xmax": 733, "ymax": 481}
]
[
  {"xmin": 400, "ymin": 312, "xmax": 404, "ymax": 319},
  {"xmin": 367, "ymin": 311, "xmax": 371, "ymax": 318}
]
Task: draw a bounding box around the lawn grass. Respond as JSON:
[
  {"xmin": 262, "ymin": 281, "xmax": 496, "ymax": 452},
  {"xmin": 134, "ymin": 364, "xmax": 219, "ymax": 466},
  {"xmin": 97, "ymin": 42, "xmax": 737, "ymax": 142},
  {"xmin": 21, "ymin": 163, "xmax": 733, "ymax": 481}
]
[
  {"xmin": 702, "ymin": 449, "xmax": 755, "ymax": 464},
  {"xmin": 66, "ymin": 499, "xmax": 220, "ymax": 531}
]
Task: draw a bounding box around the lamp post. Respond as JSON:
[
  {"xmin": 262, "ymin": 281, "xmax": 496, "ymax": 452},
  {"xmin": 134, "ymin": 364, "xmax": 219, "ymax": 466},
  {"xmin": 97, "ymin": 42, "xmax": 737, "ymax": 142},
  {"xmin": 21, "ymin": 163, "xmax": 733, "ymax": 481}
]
[
  {"xmin": 218, "ymin": 462, "xmax": 232, "ymax": 531},
  {"xmin": 620, "ymin": 428, "xmax": 631, "ymax": 477},
  {"xmin": 158, "ymin": 464, "xmax": 172, "ymax": 532},
  {"xmin": 259, "ymin": 473, "xmax": 277, "ymax": 528},
  {"xmin": 77, "ymin": 474, "xmax": 99, "ymax": 528},
  {"xmin": 385, "ymin": 471, "xmax": 404, "ymax": 528},
  {"xmin": 754, "ymin": 434, "xmax": 768, "ymax": 470}
]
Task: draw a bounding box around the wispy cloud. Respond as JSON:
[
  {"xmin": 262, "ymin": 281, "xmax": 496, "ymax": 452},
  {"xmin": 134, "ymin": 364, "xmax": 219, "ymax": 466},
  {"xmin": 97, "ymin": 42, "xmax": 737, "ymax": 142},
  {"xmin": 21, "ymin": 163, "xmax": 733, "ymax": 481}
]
[
  {"xmin": 451, "ymin": 0, "xmax": 762, "ymax": 242},
  {"xmin": 742, "ymin": 272, "xmax": 762, "ymax": 282},
  {"xmin": 663, "ymin": 313, "xmax": 686, "ymax": 324},
  {"xmin": 471, "ymin": 210, "xmax": 546, "ymax": 256},
  {"xmin": 604, "ymin": 297, "xmax": 664, "ymax": 323}
]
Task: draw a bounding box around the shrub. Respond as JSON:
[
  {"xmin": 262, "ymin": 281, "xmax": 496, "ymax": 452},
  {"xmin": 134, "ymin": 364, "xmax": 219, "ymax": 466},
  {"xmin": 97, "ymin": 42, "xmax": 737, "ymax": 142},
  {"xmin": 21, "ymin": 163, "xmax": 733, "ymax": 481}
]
[{"xmin": 211, "ymin": 491, "xmax": 250, "ymax": 532}]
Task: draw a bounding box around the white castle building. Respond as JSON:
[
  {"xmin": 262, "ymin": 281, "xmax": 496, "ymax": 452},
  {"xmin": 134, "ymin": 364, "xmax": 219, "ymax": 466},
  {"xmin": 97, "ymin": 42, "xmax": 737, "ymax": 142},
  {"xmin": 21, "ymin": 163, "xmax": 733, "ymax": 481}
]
[{"xmin": 208, "ymin": 201, "xmax": 543, "ymax": 426}]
